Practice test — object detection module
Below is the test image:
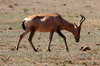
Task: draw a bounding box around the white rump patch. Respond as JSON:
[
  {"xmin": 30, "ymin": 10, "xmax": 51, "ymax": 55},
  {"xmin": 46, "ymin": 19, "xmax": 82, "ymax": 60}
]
[{"xmin": 24, "ymin": 18, "xmax": 32, "ymax": 22}]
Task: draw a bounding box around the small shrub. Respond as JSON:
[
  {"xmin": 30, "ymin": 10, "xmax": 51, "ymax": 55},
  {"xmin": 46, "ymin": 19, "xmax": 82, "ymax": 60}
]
[{"xmin": 23, "ymin": 8, "xmax": 29, "ymax": 13}]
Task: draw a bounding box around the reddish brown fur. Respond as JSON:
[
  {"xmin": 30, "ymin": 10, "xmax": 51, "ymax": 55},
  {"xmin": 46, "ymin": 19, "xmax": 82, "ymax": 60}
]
[{"xmin": 17, "ymin": 13, "xmax": 85, "ymax": 52}]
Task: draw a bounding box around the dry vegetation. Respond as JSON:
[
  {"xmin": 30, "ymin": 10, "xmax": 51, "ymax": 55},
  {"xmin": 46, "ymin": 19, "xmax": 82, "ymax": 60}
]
[{"xmin": 0, "ymin": 0, "xmax": 100, "ymax": 66}]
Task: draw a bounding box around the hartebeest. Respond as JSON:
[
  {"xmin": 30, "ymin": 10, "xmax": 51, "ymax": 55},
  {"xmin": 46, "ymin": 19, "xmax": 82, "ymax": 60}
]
[{"xmin": 16, "ymin": 13, "xmax": 86, "ymax": 52}]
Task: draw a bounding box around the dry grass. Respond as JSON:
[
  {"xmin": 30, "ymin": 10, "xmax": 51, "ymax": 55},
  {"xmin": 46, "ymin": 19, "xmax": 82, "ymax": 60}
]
[{"xmin": 0, "ymin": 0, "xmax": 100, "ymax": 66}]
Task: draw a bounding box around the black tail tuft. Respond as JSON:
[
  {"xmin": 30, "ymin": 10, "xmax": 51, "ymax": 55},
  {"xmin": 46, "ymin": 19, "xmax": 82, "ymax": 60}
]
[{"xmin": 22, "ymin": 20, "xmax": 26, "ymax": 30}]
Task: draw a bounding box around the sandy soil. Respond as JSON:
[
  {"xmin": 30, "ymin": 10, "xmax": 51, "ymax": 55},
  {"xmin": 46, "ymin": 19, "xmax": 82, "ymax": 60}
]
[{"xmin": 0, "ymin": 0, "xmax": 100, "ymax": 66}]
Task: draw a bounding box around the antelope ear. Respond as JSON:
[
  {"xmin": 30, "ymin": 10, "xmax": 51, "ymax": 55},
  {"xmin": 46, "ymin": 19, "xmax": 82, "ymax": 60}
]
[{"xmin": 74, "ymin": 23, "xmax": 78, "ymax": 28}]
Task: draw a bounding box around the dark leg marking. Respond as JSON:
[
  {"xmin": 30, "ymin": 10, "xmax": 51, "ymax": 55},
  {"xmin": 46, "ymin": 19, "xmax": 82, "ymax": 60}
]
[
  {"xmin": 56, "ymin": 28, "xmax": 69, "ymax": 52},
  {"xmin": 48, "ymin": 31, "xmax": 54, "ymax": 52},
  {"xmin": 28, "ymin": 27, "xmax": 37, "ymax": 52},
  {"xmin": 17, "ymin": 29, "xmax": 30, "ymax": 51}
]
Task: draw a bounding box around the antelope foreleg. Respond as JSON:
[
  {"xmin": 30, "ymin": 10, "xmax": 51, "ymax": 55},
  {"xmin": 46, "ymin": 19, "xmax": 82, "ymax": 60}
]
[{"xmin": 56, "ymin": 29, "xmax": 69, "ymax": 52}]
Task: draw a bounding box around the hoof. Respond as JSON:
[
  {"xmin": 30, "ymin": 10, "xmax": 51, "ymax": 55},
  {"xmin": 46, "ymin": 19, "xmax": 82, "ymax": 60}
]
[
  {"xmin": 17, "ymin": 49, "xmax": 18, "ymax": 51},
  {"xmin": 16, "ymin": 47, "xmax": 19, "ymax": 51},
  {"xmin": 34, "ymin": 48, "xmax": 38, "ymax": 52},
  {"xmin": 35, "ymin": 50, "xmax": 38, "ymax": 52},
  {"xmin": 34, "ymin": 49, "xmax": 38, "ymax": 52},
  {"xmin": 48, "ymin": 49, "xmax": 51, "ymax": 52},
  {"xmin": 66, "ymin": 49, "xmax": 69, "ymax": 52}
]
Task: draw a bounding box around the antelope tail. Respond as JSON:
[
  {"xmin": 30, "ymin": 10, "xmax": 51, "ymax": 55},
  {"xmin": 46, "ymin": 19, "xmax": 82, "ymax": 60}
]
[{"xmin": 22, "ymin": 20, "xmax": 26, "ymax": 30}]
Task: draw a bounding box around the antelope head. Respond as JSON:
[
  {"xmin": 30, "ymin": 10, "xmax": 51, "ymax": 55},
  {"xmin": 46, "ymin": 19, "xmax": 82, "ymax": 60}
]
[{"xmin": 73, "ymin": 15, "xmax": 86, "ymax": 42}]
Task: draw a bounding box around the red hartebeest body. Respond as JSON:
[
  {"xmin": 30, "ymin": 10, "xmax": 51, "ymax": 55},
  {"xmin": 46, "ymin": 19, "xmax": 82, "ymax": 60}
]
[{"xmin": 17, "ymin": 13, "xmax": 86, "ymax": 52}]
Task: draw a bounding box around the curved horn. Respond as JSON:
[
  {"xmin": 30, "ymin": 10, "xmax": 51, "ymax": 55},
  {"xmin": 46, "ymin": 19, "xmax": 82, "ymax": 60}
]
[{"xmin": 79, "ymin": 14, "xmax": 86, "ymax": 28}]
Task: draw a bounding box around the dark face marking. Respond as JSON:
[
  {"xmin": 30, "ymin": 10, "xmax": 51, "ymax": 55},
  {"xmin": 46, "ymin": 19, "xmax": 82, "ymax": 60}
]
[{"xmin": 73, "ymin": 27, "xmax": 81, "ymax": 43}]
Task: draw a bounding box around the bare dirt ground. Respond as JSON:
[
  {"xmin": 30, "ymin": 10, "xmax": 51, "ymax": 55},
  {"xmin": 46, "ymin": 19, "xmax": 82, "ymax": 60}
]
[{"xmin": 0, "ymin": 0, "xmax": 100, "ymax": 66}]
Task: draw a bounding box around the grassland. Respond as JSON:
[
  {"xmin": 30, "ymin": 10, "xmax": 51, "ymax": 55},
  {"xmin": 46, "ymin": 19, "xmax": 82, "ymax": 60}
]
[{"xmin": 0, "ymin": 0, "xmax": 100, "ymax": 66}]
